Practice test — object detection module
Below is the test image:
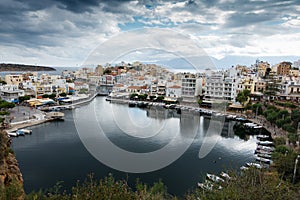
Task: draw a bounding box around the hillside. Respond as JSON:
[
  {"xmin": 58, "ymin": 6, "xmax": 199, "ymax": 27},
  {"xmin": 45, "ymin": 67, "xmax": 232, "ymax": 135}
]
[{"xmin": 0, "ymin": 63, "xmax": 56, "ymax": 71}]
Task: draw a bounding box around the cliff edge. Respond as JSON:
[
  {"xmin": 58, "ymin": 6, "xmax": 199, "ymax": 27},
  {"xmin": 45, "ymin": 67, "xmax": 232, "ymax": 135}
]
[{"xmin": 0, "ymin": 131, "xmax": 24, "ymax": 200}]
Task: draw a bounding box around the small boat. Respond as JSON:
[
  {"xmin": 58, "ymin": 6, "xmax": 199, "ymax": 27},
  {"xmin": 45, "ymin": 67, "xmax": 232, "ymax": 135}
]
[
  {"xmin": 257, "ymin": 153, "xmax": 272, "ymax": 159},
  {"xmin": 256, "ymin": 157, "xmax": 273, "ymax": 164},
  {"xmin": 16, "ymin": 130, "xmax": 25, "ymax": 136},
  {"xmin": 198, "ymin": 180, "xmax": 213, "ymax": 191},
  {"xmin": 7, "ymin": 131, "xmax": 18, "ymax": 137},
  {"xmin": 257, "ymin": 145, "xmax": 274, "ymax": 151},
  {"xmin": 220, "ymin": 172, "xmax": 231, "ymax": 180},
  {"xmin": 128, "ymin": 101, "xmax": 137, "ymax": 107},
  {"xmin": 240, "ymin": 166, "xmax": 249, "ymax": 170},
  {"xmin": 46, "ymin": 112, "xmax": 65, "ymax": 120},
  {"xmin": 246, "ymin": 162, "xmax": 262, "ymax": 169},
  {"xmin": 206, "ymin": 173, "xmax": 225, "ymax": 183},
  {"xmin": 255, "ymin": 149, "xmax": 273, "ymax": 155},
  {"xmin": 257, "ymin": 135, "xmax": 271, "ymax": 141},
  {"xmin": 18, "ymin": 129, "xmax": 32, "ymax": 134},
  {"xmin": 257, "ymin": 141, "xmax": 274, "ymax": 146}
]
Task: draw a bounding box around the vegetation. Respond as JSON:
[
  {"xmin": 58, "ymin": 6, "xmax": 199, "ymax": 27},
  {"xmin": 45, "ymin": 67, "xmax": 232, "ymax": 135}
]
[
  {"xmin": 25, "ymin": 174, "xmax": 171, "ymax": 200},
  {"xmin": 59, "ymin": 92, "xmax": 67, "ymax": 97},
  {"xmin": 236, "ymin": 89, "xmax": 250, "ymax": 106},
  {"xmin": 18, "ymin": 95, "xmax": 30, "ymax": 103}
]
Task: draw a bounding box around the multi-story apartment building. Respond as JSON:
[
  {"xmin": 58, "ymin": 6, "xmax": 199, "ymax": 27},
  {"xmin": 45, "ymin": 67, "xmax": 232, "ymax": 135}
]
[
  {"xmin": 277, "ymin": 61, "xmax": 292, "ymax": 76},
  {"xmin": 0, "ymin": 85, "xmax": 25, "ymax": 102},
  {"xmin": 205, "ymin": 73, "xmax": 237, "ymax": 102},
  {"xmin": 4, "ymin": 74, "xmax": 23, "ymax": 85},
  {"xmin": 181, "ymin": 73, "xmax": 202, "ymax": 102}
]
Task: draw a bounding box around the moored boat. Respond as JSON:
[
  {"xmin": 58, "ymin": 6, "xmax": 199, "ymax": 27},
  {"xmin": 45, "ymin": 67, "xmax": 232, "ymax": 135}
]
[
  {"xmin": 206, "ymin": 173, "xmax": 225, "ymax": 183},
  {"xmin": 246, "ymin": 162, "xmax": 263, "ymax": 169}
]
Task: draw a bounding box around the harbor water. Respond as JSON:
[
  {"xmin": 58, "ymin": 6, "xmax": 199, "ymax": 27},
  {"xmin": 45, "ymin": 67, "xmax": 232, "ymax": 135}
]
[{"xmin": 11, "ymin": 97, "xmax": 257, "ymax": 196}]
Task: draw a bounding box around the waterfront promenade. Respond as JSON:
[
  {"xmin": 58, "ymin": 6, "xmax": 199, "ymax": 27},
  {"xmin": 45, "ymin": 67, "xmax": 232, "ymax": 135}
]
[{"xmin": 5, "ymin": 93, "xmax": 98, "ymax": 132}]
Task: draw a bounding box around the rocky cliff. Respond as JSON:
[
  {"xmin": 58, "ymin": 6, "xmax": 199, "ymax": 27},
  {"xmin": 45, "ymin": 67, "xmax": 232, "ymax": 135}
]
[
  {"xmin": 0, "ymin": 131, "xmax": 24, "ymax": 199},
  {"xmin": 0, "ymin": 63, "xmax": 56, "ymax": 71}
]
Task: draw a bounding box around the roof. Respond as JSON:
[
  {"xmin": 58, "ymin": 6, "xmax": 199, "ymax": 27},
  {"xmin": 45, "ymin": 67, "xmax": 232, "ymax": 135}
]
[{"xmin": 168, "ymin": 85, "xmax": 181, "ymax": 89}]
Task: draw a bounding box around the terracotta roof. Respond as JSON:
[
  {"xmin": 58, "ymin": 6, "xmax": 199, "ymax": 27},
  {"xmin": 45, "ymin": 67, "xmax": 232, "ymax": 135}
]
[{"xmin": 168, "ymin": 85, "xmax": 181, "ymax": 89}]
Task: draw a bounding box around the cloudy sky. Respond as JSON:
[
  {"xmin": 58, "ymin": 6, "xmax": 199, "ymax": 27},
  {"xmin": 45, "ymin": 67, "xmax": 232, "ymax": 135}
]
[{"xmin": 1, "ymin": 0, "xmax": 300, "ymax": 67}]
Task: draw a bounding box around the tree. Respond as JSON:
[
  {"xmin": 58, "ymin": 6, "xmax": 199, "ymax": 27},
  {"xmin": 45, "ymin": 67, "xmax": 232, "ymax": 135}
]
[
  {"xmin": 18, "ymin": 96, "xmax": 30, "ymax": 103},
  {"xmin": 236, "ymin": 89, "xmax": 250, "ymax": 106},
  {"xmin": 42, "ymin": 94, "xmax": 49, "ymax": 98},
  {"xmin": 59, "ymin": 92, "xmax": 67, "ymax": 97}
]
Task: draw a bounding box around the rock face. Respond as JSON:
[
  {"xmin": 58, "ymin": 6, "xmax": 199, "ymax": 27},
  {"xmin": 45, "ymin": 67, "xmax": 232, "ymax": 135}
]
[
  {"xmin": 0, "ymin": 131, "xmax": 24, "ymax": 199},
  {"xmin": 0, "ymin": 63, "xmax": 56, "ymax": 71}
]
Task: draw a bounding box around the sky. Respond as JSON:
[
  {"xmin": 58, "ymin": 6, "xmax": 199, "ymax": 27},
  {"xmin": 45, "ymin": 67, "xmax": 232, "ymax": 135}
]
[{"xmin": 0, "ymin": 0, "xmax": 300, "ymax": 68}]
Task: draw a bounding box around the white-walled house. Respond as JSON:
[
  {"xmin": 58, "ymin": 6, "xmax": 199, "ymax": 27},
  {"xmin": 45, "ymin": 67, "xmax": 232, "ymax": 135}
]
[
  {"xmin": 0, "ymin": 85, "xmax": 24, "ymax": 102},
  {"xmin": 166, "ymin": 85, "xmax": 182, "ymax": 98}
]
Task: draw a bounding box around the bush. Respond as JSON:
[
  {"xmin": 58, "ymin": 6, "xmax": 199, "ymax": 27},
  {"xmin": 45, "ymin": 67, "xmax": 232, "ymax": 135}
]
[
  {"xmin": 283, "ymin": 124, "xmax": 296, "ymax": 133},
  {"xmin": 273, "ymin": 137, "xmax": 286, "ymax": 146}
]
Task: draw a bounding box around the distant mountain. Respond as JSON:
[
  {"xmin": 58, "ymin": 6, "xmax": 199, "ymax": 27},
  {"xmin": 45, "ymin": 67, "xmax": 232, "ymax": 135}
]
[
  {"xmin": 0, "ymin": 63, "xmax": 56, "ymax": 71},
  {"xmin": 151, "ymin": 55, "xmax": 300, "ymax": 70}
]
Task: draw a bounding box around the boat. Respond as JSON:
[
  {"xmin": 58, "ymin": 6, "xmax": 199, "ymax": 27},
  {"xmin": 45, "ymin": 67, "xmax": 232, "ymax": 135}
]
[
  {"xmin": 16, "ymin": 130, "xmax": 25, "ymax": 136},
  {"xmin": 246, "ymin": 162, "xmax": 263, "ymax": 169},
  {"xmin": 206, "ymin": 173, "xmax": 225, "ymax": 183},
  {"xmin": 46, "ymin": 112, "xmax": 65, "ymax": 120},
  {"xmin": 257, "ymin": 145, "xmax": 275, "ymax": 151},
  {"xmin": 220, "ymin": 172, "xmax": 231, "ymax": 180},
  {"xmin": 128, "ymin": 101, "xmax": 137, "ymax": 107},
  {"xmin": 7, "ymin": 131, "xmax": 18, "ymax": 137},
  {"xmin": 198, "ymin": 180, "xmax": 213, "ymax": 191},
  {"xmin": 257, "ymin": 141, "xmax": 274, "ymax": 146},
  {"xmin": 255, "ymin": 149, "xmax": 273, "ymax": 155},
  {"xmin": 18, "ymin": 129, "xmax": 32, "ymax": 134},
  {"xmin": 257, "ymin": 153, "xmax": 272, "ymax": 159},
  {"xmin": 257, "ymin": 134, "xmax": 271, "ymax": 141},
  {"xmin": 256, "ymin": 157, "xmax": 273, "ymax": 164},
  {"xmin": 240, "ymin": 166, "xmax": 249, "ymax": 170}
]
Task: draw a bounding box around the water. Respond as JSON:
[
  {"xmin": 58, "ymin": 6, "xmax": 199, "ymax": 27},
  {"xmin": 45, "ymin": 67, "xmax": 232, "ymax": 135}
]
[{"xmin": 11, "ymin": 97, "xmax": 257, "ymax": 196}]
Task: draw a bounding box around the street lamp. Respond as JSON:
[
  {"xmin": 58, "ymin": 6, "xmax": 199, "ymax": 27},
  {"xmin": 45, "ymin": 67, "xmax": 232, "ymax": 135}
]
[{"xmin": 292, "ymin": 155, "xmax": 300, "ymax": 184}]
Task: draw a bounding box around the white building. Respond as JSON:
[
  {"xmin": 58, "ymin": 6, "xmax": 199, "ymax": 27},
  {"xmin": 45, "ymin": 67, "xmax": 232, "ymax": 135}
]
[
  {"xmin": 166, "ymin": 85, "xmax": 181, "ymax": 98},
  {"xmin": 205, "ymin": 72, "xmax": 237, "ymax": 102},
  {"xmin": 0, "ymin": 85, "xmax": 24, "ymax": 102}
]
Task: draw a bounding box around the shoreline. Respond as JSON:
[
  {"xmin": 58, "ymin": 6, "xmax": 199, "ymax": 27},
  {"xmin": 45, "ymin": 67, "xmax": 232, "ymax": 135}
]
[{"xmin": 5, "ymin": 93, "xmax": 98, "ymax": 133}]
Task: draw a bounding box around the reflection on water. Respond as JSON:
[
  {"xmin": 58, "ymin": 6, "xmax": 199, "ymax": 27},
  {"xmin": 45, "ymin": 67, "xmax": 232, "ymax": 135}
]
[{"xmin": 11, "ymin": 97, "xmax": 257, "ymax": 196}]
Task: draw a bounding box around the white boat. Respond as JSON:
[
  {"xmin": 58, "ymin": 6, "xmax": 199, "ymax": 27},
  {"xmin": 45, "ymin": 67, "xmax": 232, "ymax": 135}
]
[
  {"xmin": 220, "ymin": 172, "xmax": 231, "ymax": 180},
  {"xmin": 18, "ymin": 129, "xmax": 32, "ymax": 134},
  {"xmin": 46, "ymin": 112, "xmax": 65, "ymax": 120},
  {"xmin": 257, "ymin": 135, "xmax": 270, "ymax": 140},
  {"xmin": 246, "ymin": 162, "xmax": 262, "ymax": 169},
  {"xmin": 257, "ymin": 141, "xmax": 274, "ymax": 146},
  {"xmin": 257, "ymin": 153, "xmax": 272, "ymax": 159},
  {"xmin": 198, "ymin": 180, "xmax": 213, "ymax": 191},
  {"xmin": 240, "ymin": 166, "xmax": 249, "ymax": 170},
  {"xmin": 256, "ymin": 157, "xmax": 273, "ymax": 164},
  {"xmin": 257, "ymin": 145, "xmax": 275, "ymax": 151},
  {"xmin": 206, "ymin": 173, "xmax": 225, "ymax": 183},
  {"xmin": 7, "ymin": 131, "xmax": 18, "ymax": 137}
]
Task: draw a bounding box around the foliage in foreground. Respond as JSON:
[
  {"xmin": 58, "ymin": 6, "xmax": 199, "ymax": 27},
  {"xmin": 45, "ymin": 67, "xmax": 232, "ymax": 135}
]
[
  {"xmin": 188, "ymin": 168, "xmax": 300, "ymax": 200},
  {"xmin": 25, "ymin": 174, "xmax": 173, "ymax": 200}
]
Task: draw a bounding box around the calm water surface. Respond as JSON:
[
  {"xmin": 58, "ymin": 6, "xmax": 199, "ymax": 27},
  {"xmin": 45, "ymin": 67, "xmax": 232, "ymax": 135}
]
[{"xmin": 11, "ymin": 97, "xmax": 257, "ymax": 196}]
